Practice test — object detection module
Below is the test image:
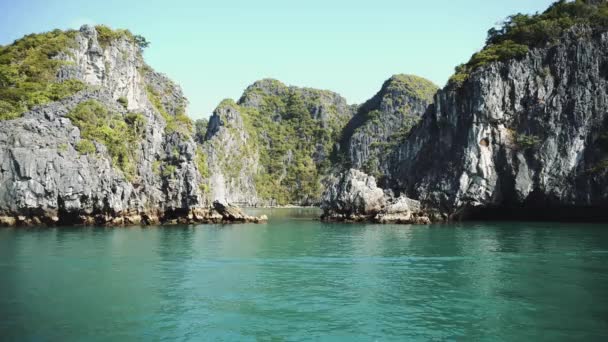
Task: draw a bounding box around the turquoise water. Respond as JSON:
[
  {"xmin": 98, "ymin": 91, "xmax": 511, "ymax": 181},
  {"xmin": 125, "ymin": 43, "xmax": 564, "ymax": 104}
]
[{"xmin": 1, "ymin": 209, "xmax": 608, "ymax": 341}]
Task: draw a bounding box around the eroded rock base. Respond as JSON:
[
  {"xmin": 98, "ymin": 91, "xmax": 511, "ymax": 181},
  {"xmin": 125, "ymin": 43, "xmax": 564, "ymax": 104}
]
[
  {"xmin": 321, "ymin": 169, "xmax": 439, "ymax": 225},
  {"xmin": 0, "ymin": 204, "xmax": 267, "ymax": 227}
]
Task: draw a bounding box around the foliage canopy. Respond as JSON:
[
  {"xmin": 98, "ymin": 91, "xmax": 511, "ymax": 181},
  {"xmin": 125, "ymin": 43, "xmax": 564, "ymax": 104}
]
[
  {"xmin": 450, "ymin": 0, "xmax": 608, "ymax": 86},
  {"xmin": 0, "ymin": 29, "xmax": 85, "ymax": 120}
]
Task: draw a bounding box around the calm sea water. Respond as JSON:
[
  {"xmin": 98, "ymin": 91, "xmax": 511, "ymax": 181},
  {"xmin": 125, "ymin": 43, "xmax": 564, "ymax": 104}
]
[{"xmin": 1, "ymin": 208, "xmax": 607, "ymax": 341}]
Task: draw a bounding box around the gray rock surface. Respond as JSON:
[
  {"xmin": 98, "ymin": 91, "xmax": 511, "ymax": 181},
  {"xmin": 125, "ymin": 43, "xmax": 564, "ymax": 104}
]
[
  {"xmin": 387, "ymin": 25, "xmax": 608, "ymax": 219},
  {"xmin": 323, "ymin": 25, "xmax": 608, "ymax": 222},
  {"xmin": 339, "ymin": 75, "xmax": 437, "ymax": 177},
  {"xmin": 203, "ymin": 100, "xmax": 260, "ymax": 206},
  {"xmin": 0, "ymin": 25, "xmax": 213, "ymax": 226},
  {"xmin": 321, "ymin": 169, "xmax": 387, "ymax": 219},
  {"xmin": 321, "ymin": 168, "xmax": 430, "ymax": 223},
  {"xmin": 213, "ymin": 200, "xmax": 267, "ymax": 223}
]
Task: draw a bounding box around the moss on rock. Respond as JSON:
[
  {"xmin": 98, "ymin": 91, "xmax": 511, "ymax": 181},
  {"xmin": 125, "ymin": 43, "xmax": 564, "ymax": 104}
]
[
  {"xmin": 67, "ymin": 100, "xmax": 146, "ymax": 181},
  {"xmin": 0, "ymin": 29, "xmax": 86, "ymax": 120}
]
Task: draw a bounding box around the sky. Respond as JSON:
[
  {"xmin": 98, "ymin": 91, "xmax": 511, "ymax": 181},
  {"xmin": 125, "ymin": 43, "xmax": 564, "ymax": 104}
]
[{"xmin": 0, "ymin": 0, "xmax": 556, "ymax": 119}]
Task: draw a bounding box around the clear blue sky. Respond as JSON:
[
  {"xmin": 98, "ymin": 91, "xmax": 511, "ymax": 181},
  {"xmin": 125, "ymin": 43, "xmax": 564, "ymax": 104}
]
[{"xmin": 0, "ymin": 0, "xmax": 555, "ymax": 119}]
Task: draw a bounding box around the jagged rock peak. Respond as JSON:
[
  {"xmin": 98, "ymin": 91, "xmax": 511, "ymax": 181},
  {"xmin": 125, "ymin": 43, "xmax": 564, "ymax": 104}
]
[
  {"xmin": 327, "ymin": 1, "xmax": 608, "ymax": 222},
  {"xmin": 204, "ymin": 99, "xmax": 242, "ymax": 141},
  {"xmin": 241, "ymin": 78, "xmax": 288, "ymax": 96},
  {"xmin": 79, "ymin": 24, "xmax": 97, "ymax": 37},
  {"xmin": 337, "ymin": 74, "xmax": 437, "ymax": 175}
]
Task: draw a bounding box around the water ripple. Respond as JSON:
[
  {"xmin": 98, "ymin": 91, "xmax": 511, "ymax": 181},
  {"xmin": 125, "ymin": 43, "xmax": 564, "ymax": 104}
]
[{"xmin": 1, "ymin": 215, "xmax": 608, "ymax": 340}]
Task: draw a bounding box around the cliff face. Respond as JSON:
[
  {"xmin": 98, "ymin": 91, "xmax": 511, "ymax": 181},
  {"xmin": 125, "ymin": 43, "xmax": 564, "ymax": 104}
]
[
  {"xmin": 201, "ymin": 79, "xmax": 354, "ymax": 206},
  {"xmin": 5, "ymin": 1, "xmax": 607, "ymax": 224},
  {"xmin": 338, "ymin": 74, "xmax": 437, "ymax": 178},
  {"xmin": 237, "ymin": 78, "xmax": 354, "ymax": 169},
  {"xmin": 0, "ymin": 25, "xmax": 207, "ymax": 225},
  {"xmin": 387, "ymin": 25, "xmax": 608, "ymax": 219},
  {"xmin": 203, "ymin": 100, "xmax": 260, "ymax": 206}
]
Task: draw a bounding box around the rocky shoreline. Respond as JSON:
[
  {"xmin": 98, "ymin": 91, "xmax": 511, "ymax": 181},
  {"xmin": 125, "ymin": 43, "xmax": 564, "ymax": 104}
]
[
  {"xmin": 320, "ymin": 169, "xmax": 443, "ymax": 225},
  {"xmin": 0, "ymin": 201, "xmax": 267, "ymax": 227}
]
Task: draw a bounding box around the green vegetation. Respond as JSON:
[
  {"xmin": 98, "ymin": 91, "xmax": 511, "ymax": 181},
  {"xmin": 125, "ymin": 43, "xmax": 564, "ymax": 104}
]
[
  {"xmin": 171, "ymin": 147, "xmax": 180, "ymax": 159},
  {"xmin": 450, "ymin": 0, "xmax": 608, "ymax": 86},
  {"xmin": 195, "ymin": 147, "xmax": 210, "ymax": 194},
  {"xmin": 362, "ymin": 157, "xmax": 381, "ymax": 179},
  {"xmin": 194, "ymin": 118, "xmax": 208, "ymax": 143},
  {"xmin": 161, "ymin": 165, "xmax": 176, "ymax": 178},
  {"xmin": 0, "ymin": 29, "xmax": 86, "ymax": 120},
  {"xmin": 133, "ymin": 35, "xmax": 150, "ymax": 50},
  {"xmin": 146, "ymin": 85, "xmax": 193, "ymax": 136},
  {"xmin": 95, "ymin": 25, "xmax": 149, "ymax": 50},
  {"xmin": 152, "ymin": 160, "xmax": 162, "ymax": 176},
  {"xmin": 386, "ymin": 74, "xmax": 438, "ymax": 104},
  {"xmin": 195, "ymin": 147, "xmax": 209, "ymax": 179},
  {"xmin": 516, "ymin": 134, "xmax": 542, "ymax": 150},
  {"xmin": 67, "ymin": 100, "xmax": 146, "ymax": 181},
  {"xmin": 335, "ymin": 74, "xmax": 436, "ymax": 176},
  {"xmin": 76, "ymin": 139, "xmax": 96, "ymax": 154},
  {"xmin": 225, "ymin": 83, "xmax": 349, "ymax": 205},
  {"xmin": 58, "ymin": 143, "xmax": 69, "ymax": 152},
  {"xmin": 450, "ymin": 41, "xmax": 530, "ymax": 86},
  {"xmin": 117, "ymin": 96, "xmax": 128, "ymax": 109},
  {"xmin": 95, "ymin": 25, "xmax": 131, "ymax": 47},
  {"xmin": 124, "ymin": 112, "xmax": 146, "ymax": 135}
]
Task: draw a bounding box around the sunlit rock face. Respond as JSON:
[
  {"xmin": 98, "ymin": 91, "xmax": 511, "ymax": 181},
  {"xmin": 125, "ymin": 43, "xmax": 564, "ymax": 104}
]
[
  {"xmin": 320, "ymin": 169, "xmax": 432, "ymax": 224},
  {"xmin": 388, "ymin": 26, "xmax": 608, "ymax": 219},
  {"xmin": 321, "ymin": 169, "xmax": 387, "ymax": 218},
  {"xmin": 323, "ymin": 25, "xmax": 608, "ymax": 221},
  {"xmin": 202, "ymin": 100, "xmax": 260, "ymax": 206},
  {"xmin": 0, "ymin": 25, "xmax": 207, "ymax": 226}
]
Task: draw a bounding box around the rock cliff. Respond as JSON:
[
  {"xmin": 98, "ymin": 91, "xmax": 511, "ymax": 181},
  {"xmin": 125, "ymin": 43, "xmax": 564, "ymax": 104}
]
[
  {"xmin": 203, "ymin": 99, "xmax": 260, "ymax": 206},
  {"xmin": 338, "ymin": 74, "xmax": 437, "ymax": 178},
  {"xmin": 388, "ymin": 25, "xmax": 608, "ymax": 220},
  {"xmin": 0, "ymin": 25, "xmax": 263, "ymax": 226},
  {"xmin": 323, "ymin": 0, "xmax": 608, "ymax": 222},
  {"xmin": 201, "ymin": 79, "xmax": 355, "ymax": 206},
  {"xmin": 4, "ymin": 0, "xmax": 608, "ymax": 225}
]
